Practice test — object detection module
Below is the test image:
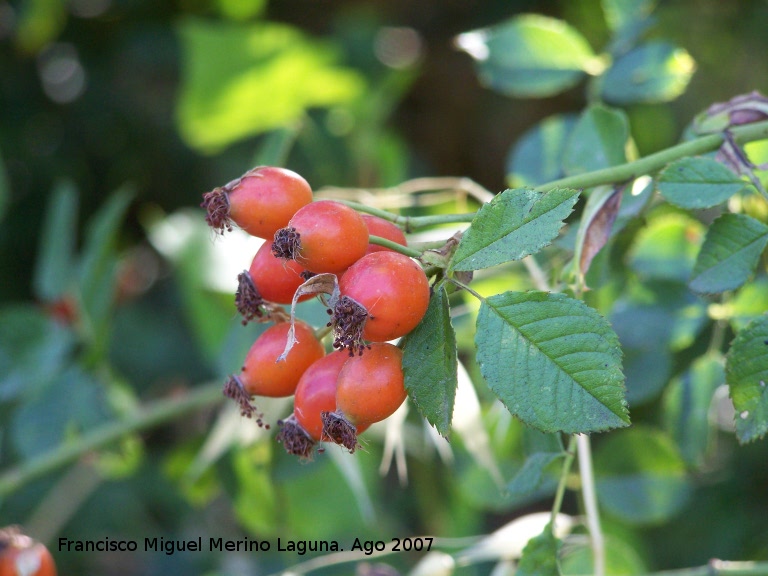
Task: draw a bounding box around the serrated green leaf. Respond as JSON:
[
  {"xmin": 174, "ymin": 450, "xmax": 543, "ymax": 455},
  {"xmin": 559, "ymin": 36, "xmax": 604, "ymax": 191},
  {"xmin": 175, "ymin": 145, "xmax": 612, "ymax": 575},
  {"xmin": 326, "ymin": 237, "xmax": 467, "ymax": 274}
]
[
  {"xmin": 33, "ymin": 180, "xmax": 79, "ymax": 302},
  {"xmin": 600, "ymin": 41, "xmax": 695, "ymax": 104},
  {"xmin": 628, "ymin": 213, "xmax": 704, "ymax": 281},
  {"xmin": 402, "ymin": 285, "xmax": 458, "ymax": 437},
  {"xmin": 594, "ymin": 426, "xmax": 691, "ymax": 525},
  {"xmin": 663, "ymin": 354, "xmax": 724, "ymax": 467},
  {"xmin": 452, "ymin": 188, "xmax": 579, "ymax": 272},
  {"xmin": 507, "ymin": 114, "xmax": 577, "ymax": 187},
  {"xmin": 475, "ymin": 291, "xmax": 629, "ymax": 434},
  {"xmin": 689, "ymin": 213, "xmax": 768, "ymax": 294},
  {"xmin": 563, "ymin": 105, "xmax": 629, "ymax": 176},
  {"xmin": 658, "ymin": 157, "xmax": 747, "ymax": 209},
  {"xmin": 507, "ymin": 452, "xmax": 564, "ymax": 499},
  {"xmin": 457, "ymin": 15, "xmax": 595, "ymax": 98},
  {"xmin": 516, "ymin": 524, "xmax": 562, "ymax": 576},
  {"xmin": 176, "ymin": 18, "xmax": 364, "ymax": 152},
  {"xmin": 726, "ymin": 315, "xmax": 768, "ymax": 443}
]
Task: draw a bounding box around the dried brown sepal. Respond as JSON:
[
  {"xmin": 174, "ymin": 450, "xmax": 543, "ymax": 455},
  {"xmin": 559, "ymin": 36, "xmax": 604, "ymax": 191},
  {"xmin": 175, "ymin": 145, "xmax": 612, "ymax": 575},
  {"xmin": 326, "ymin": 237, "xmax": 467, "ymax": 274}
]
[
  {"xmin": 222, "ymin": 375, "xmax": 267, "ymax": 427},
  {"xmin": 321, "ymin": 410, "xmax": 360, "ymax": 452},
  {"xmin": 272, "ymin": 226, "xmax": 301, "ymax": 261},
  {"xmin": 235, "ymin": 271, "xmax": 265, "ymax": 324},
  {"xmin": 201, "ymin": 187, "xmax": 233, "ymax": 234},
  {"xmin": 328, "ymin": 295, "xmax": 371, "ymax": 357},
  {"xmin": 275, "ymin": 415, "xmax": 317, "ymax": 459}
]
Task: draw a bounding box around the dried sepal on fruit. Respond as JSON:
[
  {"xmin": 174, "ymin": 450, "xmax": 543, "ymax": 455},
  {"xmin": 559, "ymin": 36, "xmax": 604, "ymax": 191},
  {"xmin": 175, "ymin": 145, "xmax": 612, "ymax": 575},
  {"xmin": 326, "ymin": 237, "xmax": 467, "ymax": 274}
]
[{"xmin": 201, "ymin": 166, "xmax": 313, "ymax": 239}]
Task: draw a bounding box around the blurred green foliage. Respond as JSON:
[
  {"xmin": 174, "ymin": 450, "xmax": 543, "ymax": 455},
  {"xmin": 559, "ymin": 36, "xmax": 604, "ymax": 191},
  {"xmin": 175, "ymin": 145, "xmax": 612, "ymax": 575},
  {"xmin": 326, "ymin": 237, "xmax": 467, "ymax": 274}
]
[{"xmin": 1, "ymin": 0, "xmax": 768, "ymax": 575}]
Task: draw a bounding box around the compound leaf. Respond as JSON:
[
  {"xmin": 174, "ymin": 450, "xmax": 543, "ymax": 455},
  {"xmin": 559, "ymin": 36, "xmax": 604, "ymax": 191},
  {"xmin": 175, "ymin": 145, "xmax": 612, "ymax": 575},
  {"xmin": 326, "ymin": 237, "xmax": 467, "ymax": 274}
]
[
  {"xmin": 689, "ymin": 213, "xmax": 768, "ymax": 294},
  {"xmin": 451, "ymin": 188, "xmax": 578, "ymax": 272},
  {"xmin": 402, "ymin": 284, "xmax": 458, "ymax": 437},
  {"xmin": 726, "ymin": 315, "xmax": 768, "ymax": 444},
  {"xmin": 475, "ymin": 291, "xmax": 629, "ymax": 434}
]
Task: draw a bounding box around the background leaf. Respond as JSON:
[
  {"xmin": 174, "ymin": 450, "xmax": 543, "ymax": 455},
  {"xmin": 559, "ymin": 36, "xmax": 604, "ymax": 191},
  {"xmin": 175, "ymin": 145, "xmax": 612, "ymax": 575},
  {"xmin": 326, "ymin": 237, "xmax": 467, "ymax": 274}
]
[
  {"xmin": 516, "ymin": 524, "xmax": 562, "ymax": 576},
  {"xmin": 32, "ymin": 179, "xmax": 78, "ymax": 302},
  {"xmin": 602, "ymin": 0, "xmax": 657, "ymax": 32},
  {"xmin": 506, "ymin": 452, "xmax": 564, "ymax": 499},
  {"xmin": 658, "ymin": 157, "xmax": 748, "ymax": 209},
  {"xmin": 451, "ymin": 188, "xmax": 579, "ymax": 272},
  {"xmin": 662, "ymin": 354, "xmax": 724, "ymax": 467},
  {"xmin": 562, "ymin": 104, "xmax": 629, "ymax": 175},
  {"xmin": 726, "ymin": 315, "xmax": 768, "ymax": 443},
  {"xmin": 402, "ymin": 284, "xmax": 458, "ymax": 437},
  {"xmin": 457, "ymin": 14, "xmax": 595, "ymax": 98},
  {"xmin": 475, "ymin": 291, "xmax": 629, "ymax": 434},
  {"xmin": 176, "ymin": 18, "xmax": 364, "ymax": 152},
  {"xmin": 594, "ymin": 426, "xmax": 692, "ymax": 525},
  {"xmin": 628, "ymin": 212, "xmax": 704, "ymax": 281},
  {"xmin": 600, "ymin": 41, "xmax": 695, "ymax": 104},
  {"xmin": 689, "ymin": 213, "xmax": 768, "ymax": 294},
  {"xmin": 507, "ymin": 114, "xmax": 577, "ymax": 187}
]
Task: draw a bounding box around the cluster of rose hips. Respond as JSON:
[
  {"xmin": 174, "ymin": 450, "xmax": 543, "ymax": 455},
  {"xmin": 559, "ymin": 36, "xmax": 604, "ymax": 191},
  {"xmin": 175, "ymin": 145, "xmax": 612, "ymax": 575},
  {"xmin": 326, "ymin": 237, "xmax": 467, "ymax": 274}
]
[{"xmin": 201, "ymin": 166, "xmax": 431, "ymax": 458}]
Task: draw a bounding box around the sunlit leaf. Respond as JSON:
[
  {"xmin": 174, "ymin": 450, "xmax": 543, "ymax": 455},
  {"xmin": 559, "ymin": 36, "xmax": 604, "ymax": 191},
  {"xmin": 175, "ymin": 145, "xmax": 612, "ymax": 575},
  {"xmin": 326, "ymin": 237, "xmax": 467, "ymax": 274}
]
[
  {"xmin": 507, "ymin": 114, "xmax": 577, "ymax": 187},
  {"xmin": 663, "ymin": 354, "xmax": 724, "ymax": 467},
  {"xmin": 628, "ymin": 212, "xmax": 704, "ymax": 281},
  {"xmin": 594, "ymin": 426, "xmax": 692, "ymax": 524},
  {"xmin": 600, "ymin": 41, "xmax": 695, "ymax": 104},
  {"xmin": 658, "ymin": 157, "xmax": 748, "ymax": 209},
  {"xmin": 176, "ymin": 18, "xmax": 364, "ymax": 152},
  {"xmin": 562, "ymin": 104, "xmax": 629, "ymax": 175},
  {"xmin": 726, "ymin": 278, "xmax": 768, "ymax": 331},
  {"xmin": 33, "ymin": 180, "xmax": 78, "ymax": 302},
  {"xmin": 475, "ymin": 291, "xmax": 629, "ymax": 434},
  {"xmin": 726, "ymin": 315, "xmax": 768, "ymax": 443},
  {"xmin": 451, "ymin": 188, "xmax": 579, "ymax": 272},
  {"xmin": 457, "ymin": 15, "xmax": 595, "ymax": 98},
  {"xmin": 689, "ymin": 214, "xmax": 768, "ymax": 295},
  {"xmin": 402, "ymin": 284, "xmax": 457, "ymax": 437}
]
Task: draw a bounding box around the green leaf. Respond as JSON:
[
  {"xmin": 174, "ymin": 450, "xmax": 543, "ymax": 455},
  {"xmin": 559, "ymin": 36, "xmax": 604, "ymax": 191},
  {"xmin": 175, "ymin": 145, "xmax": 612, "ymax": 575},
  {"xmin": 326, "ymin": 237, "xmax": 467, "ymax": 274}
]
[
  {"xmin": 689, "ymin": 213, "xmax": 768, "ymax": 294},
  {"xmin": 561, "ymin": 533, "xmax": 648, "ymax": 575},
  {"xmin": 594, "ymin": 426, "xmax": 692, "ymax": 525},
  {"xmin": 0, "ymin": 305, "xmax": 75, "ymax": 402},
  {"xmin": 451, "ymin": 188, "xmax": 579, "ymax": 272},
  {"xmin": 11, "ymin": 365, "xmax": 112, "ymax": 458},
  {"xmin": 33, "ymin": 180, "xmax": 79, "ymax": 302},
  {"xmin": 507, "ymin": 452, "xmax": 564, "ymax": 499},
  {"xmin": 507, "ymin": 114, "xmax": 577, "ymax": 187},
  {"xmin": 475, "ymin": 291, "xmax": 629, "ymax": 434},
  {"xmin": 658, "ymin": 157, "xmax": 748, "ymax": 209},
  {"xmin": 600, "ymin": 41, "xmax": 695, "ymax": 104},
  {"xmin": 402, "ymin": 284, "xmax": 458, "ymax": 437},
  {"xmin": 562, "ymin": 105, "xmax": 629, "ymax": 176},
  {"xmin": 727, "ymin": 278, "xmax": 768, "ymax": 331},
  {"xmin": 457, "ymin": 14, "xmax": 595, "ymax": 98},
  {"xmin": 726, "ymin": 315, "xmax": 768, "ymax": 443},
  {"xmin": 176, "ymin": 18, "xmax": 364, "ymax": 152},
  {"xmin": 602, "ymin": 0, "xmax": 657, "ymax": 32},
  {"xmin": 663, "ymin": 354, "xmax": 724, "ymax": 467},
  {"xmin": 78, "ymin": 186, "xmax": 134, "ymax": 356},
  {"xmin": 628, "ymin": 212, "xmax": 704, "ymax": 282},
  {"xmin": 516, "ymin": 524, "xmax": 562, "ymax": 576}
]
